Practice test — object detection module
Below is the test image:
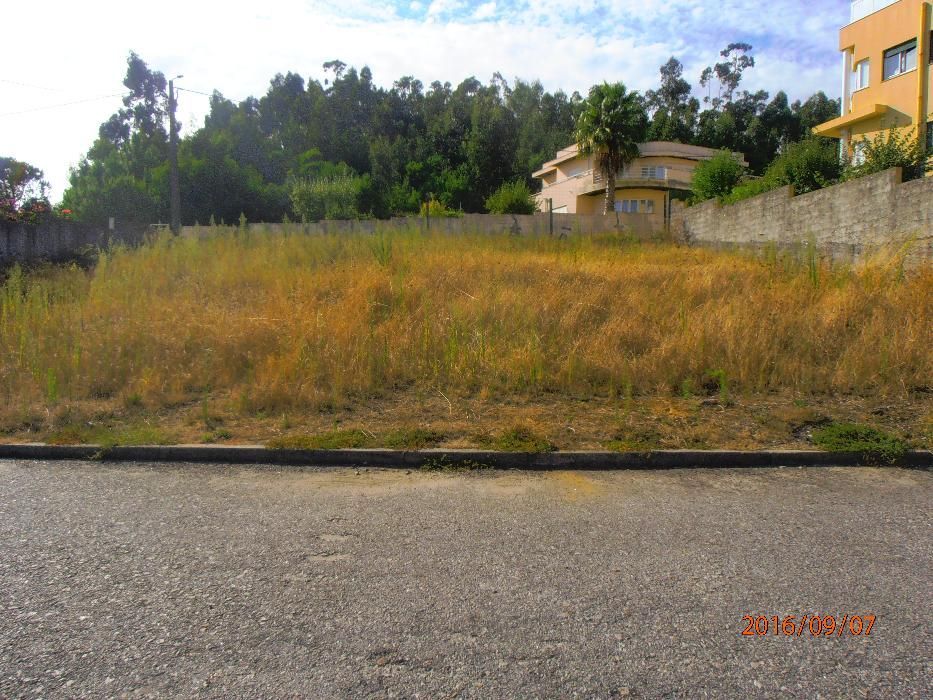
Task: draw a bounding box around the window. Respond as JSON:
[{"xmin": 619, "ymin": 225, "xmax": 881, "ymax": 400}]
[
  {"xmin": 883, "ymin": 40, "xmax": 917, "ymax": 80},
  {"xmin": 851, "ymin": 59, "xmax": 869, "ymax": 91},
  {"xmin": 614, "ymin": 199, "xmax": 655, "ymax": 214},
  {"xmin": 640, "ymin": 166, "xmax": 666, "ymax": 179},
  {"xmin": 852, "ymin": 141, "xmax": 867, "ymax": 167}
]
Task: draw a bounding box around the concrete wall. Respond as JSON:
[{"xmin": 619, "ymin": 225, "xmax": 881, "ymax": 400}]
[
  {"xmin": 183, "ymin": 211, "xmax": 667, "ymax": 240},
  {"xmin": 670, "ymin": 167, "xmax": 933, "ymax": 265},
  {"xmin": 0, "ymin": 219, "xmax": 151, "ymax": 265}
]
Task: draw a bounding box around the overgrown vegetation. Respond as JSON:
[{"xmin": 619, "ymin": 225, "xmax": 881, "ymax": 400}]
[
  {"xmin": 1, "ymin": 229, "xmax": 928, "ymax": 434},
  {"xmin": 700, "ymin": 126, "xmax": 930, "ymax": 206},
  {"xmin": 724, "ymin": 138, "xmax": 842, "ymax": 204},
  {"xmin": 844, "ymin": 126, "xmax": 932, "ymax": 182},
  {"xmin": 484, "ymin": 180, "xmax": 537, "ymax": 214},
  {"xmin": 691, "ymin": 151, "xmax": 745, "ymax": 202},
  {"xmin": 811, "ymin": 422, "xmax": 909, "ymax": 465},
  {"xmin": 290, "ymin": 172, "xmax": 364, "ymax": 221}
]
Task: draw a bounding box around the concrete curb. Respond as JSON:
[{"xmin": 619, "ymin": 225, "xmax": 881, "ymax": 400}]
[{"xmin": 0, "ymin": 444, "xmax": 930, "ymax": 469}]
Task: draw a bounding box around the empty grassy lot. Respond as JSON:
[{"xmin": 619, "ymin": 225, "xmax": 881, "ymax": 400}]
[{"xmin": 0, "ymin": 227, "xmax": 930, "ymax": 450}]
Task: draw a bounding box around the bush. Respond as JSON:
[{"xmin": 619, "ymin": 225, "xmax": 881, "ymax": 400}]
[
  {"xmin": 485, "ymin": 180, "xmax": 537, "ymax": 214},
  {"xmin": 843, "ymin": 126, "xmax": 931, "ymax": 182},
  {"xmin": 691, "ymin": 150, "xmax": 745, "ymax": 202},
  {"xmin": 420, "ymin": 198, "xmax": 462, "ymax": 218},
  {"xmin": 722, "ymin": 178, "xmax": 772, "ymax": 204},
  {"xmin": 723, "ymin": 138, "xmax": 842, "ymax": 204},
  {"xmin": 811, "ymin": 422, "xmax": 908, "ymax": 465},
  {"xmin": 290, "ymin": 173, "xmax": 361, "ymax": 221},
  {"xmin": 768, "ymin": 138, "xmax": 842, "ymax": 194}
]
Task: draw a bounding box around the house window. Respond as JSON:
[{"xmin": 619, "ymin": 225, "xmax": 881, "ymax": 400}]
[
  {"xmin": 883, "ymin": 39, "xmax": 917, "ymax": 80},
  {"xmin": 851, "ymin": 59, "xmax": 869, "ymax": 91},
  {"xmin": 640, "ymin": 166, "xmax": 666, "ymax": 179},
  {"xmin": 852, "ymin": 141, "xmax": 867, "ymax": 166},
  {"xmin": 615, "ymin": 199, "xmax": 655, "ymax": 214}
]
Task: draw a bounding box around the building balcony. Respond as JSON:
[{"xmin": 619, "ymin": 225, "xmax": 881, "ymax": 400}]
[
  {"xmin": 538, "ymin": 167, "xmax": 695, "ymax": 199},
  {"xmin": 586, "ymin": 168, "xmax": 693, "ymax": 194}
]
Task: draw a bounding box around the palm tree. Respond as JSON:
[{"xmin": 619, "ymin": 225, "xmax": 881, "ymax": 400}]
[{"xmin": 574, "ymin": 82, "xmax": 648, "ymax": 214}]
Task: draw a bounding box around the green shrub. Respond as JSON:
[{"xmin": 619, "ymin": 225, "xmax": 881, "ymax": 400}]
[
  {"xmin": 485, "ymin": 180, "xmax": 537, "ymax": 214},
  {"xmin": 723, "ymin": 139, "xmax": 842, "ymax": 204},
  {"xmin": 722, "ymin": 178, "xmax": 773, "ymax": 204},
  {"xmin": 420, "ymin": 198, "xmax": 463, "ymax": 218},
  {"xmin": 843, "ymin": 126, "xmax": 931, "ymax": 182},
  {"xmin": 770, "ymin": 138, "xmax": 842, "ymax": 194},
  {"xmin": 690, "ymin": 150, "xmax": 745, "ymax": 202},
  {"xmin": 290, "ymin": 173, "xmax": 362, "ymax": 221},
  {"xmin": 811, "ymin": 422, "xmax": 908, "ymax": 465}
]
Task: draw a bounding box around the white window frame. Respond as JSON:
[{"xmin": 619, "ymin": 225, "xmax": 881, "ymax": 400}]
[
  {"xmin": 852, "ymin": 59, "xmax": 869, "ymax": 91},
  {"xmin": 852, "ymin": 141, "xmax": 867, "ymax": 166},
  {"xmin": 640, "ymin": 166, "xmax": 666, "ymax": 180}
]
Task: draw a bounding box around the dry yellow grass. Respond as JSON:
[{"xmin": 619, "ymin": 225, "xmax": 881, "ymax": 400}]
[{"xmin": 0, "ymin": 228, "xmax": 930, "ymax": 445}]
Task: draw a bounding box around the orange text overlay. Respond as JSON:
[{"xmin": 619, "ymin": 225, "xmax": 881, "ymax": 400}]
[{"xmin": 741, "ymin": 614, "xmax": 876, "ymax": 637}]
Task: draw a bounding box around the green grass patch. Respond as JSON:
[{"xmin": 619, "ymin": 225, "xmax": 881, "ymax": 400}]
[
  {"xmin": 267, "ymin": 429, "xmax": 372, "ymax": 450},
  {"xmin": 479, "ymin": 425, "xmax": 556, "ymax": 453},
  {"xmin": 420, "ymin": 456, "xmax": 493, "ymax": 472},
  {"xmin": 811, "ymin": 422, "xmax": 909, "ymax": 465},
  {"xmin": 201, "ymin": 428, "xmax": 233, "ymax": 443},
  {"xmin": 382, "ymin": 428, "xmax": 445, "ymax": 449},
  {"xmin": 47, "ymin": 424, "xmax": 175, "ymax": 447},
  {"xmin": 605, "ymin": 428, "xmax": 663, "ymax": 452}
]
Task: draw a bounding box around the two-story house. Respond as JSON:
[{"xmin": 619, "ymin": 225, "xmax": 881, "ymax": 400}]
[
  {"xmin": 533, "ymin": 142, "xmax": 747, "ymax": 230},
  {"xmin": 814, "ymin": 0, "xmax": 932, "ymax": 163}
]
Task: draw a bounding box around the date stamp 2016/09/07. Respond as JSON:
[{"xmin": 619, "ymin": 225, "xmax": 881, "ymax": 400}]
[{"xmin": 741, "ymin": 614, "xmax": 876, "ymax": 637}]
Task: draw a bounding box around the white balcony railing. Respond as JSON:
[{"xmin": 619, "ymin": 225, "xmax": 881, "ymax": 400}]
[
  {"xmin": 592, "ymin": 167, "xmax": 692, "ymax": 185},
  {"xmin": 850, "ymin": 0, "xmax": 899, "ymax": 24}
]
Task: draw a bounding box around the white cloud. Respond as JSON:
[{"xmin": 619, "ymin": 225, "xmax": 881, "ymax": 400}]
[
  {"xmin": 0, "ymin": 0, "xmax": 848, "ymax": 200},
  {"xmin": 473, "ymin": 2, "xmax": 497, "ymax": 20}
]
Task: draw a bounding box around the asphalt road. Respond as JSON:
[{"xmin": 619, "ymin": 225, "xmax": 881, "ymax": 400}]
[{"xmin": 0, "ymin": 461, "xmax": 929, "ymax": 699}]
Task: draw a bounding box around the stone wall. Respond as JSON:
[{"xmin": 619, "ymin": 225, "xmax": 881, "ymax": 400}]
[
  {"xmin": 670, "ymin": 168, "xmax": 933, "ymax": 266},
  {"xmin": 182, "ymin": 211, "xmax": 666, "ymax": 240},
  {"xmin": 0, "ymin": 219, "xmax": 151, "ymax": 265}
]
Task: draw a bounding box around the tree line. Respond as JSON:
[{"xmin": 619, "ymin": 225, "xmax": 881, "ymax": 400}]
[{"xmin": 8, "ymin": 47, "xmax": 841, "ymax": 225}]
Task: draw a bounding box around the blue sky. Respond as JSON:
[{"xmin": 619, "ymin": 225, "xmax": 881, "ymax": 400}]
[{"xmin": 1, "ymin": 0, "xmax": 851, "ymax": 200}]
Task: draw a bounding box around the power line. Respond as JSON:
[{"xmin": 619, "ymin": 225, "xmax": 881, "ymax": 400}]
[
  {"xmin": 0, "ymin": 93, "xmax": 128, "ymax": 118},
  {"xmin": 0, "ymin": 78, "xmax": 65, "ymax": 92},
  {"xmin": 177, "ymin": 86, "xmax": 214, "ymax": 97}
]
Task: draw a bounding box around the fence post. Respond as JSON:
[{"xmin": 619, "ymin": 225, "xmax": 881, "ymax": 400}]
[{"xmin": 548, "ymin": 198, "xmax": 553, "ymax": 236}]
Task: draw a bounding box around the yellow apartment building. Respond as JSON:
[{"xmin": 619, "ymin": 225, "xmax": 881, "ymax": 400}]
[
  {"xmin": 814, "ymin": 0, "xmax": 932, "ymax": 161},
  {"xmin": 533, "ymin": 142, "xmax": 746, "ymax": 229}
]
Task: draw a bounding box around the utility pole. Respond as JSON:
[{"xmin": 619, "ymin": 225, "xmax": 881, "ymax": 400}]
[{"xmin": 168, "ymin": 75, "xmax": 183, "ymax": 234}]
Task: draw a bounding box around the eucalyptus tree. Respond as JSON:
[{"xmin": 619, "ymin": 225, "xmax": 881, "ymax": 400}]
[{"xmin": 574, "ymin": 82, "xmax": 648, "ymax": 214}]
